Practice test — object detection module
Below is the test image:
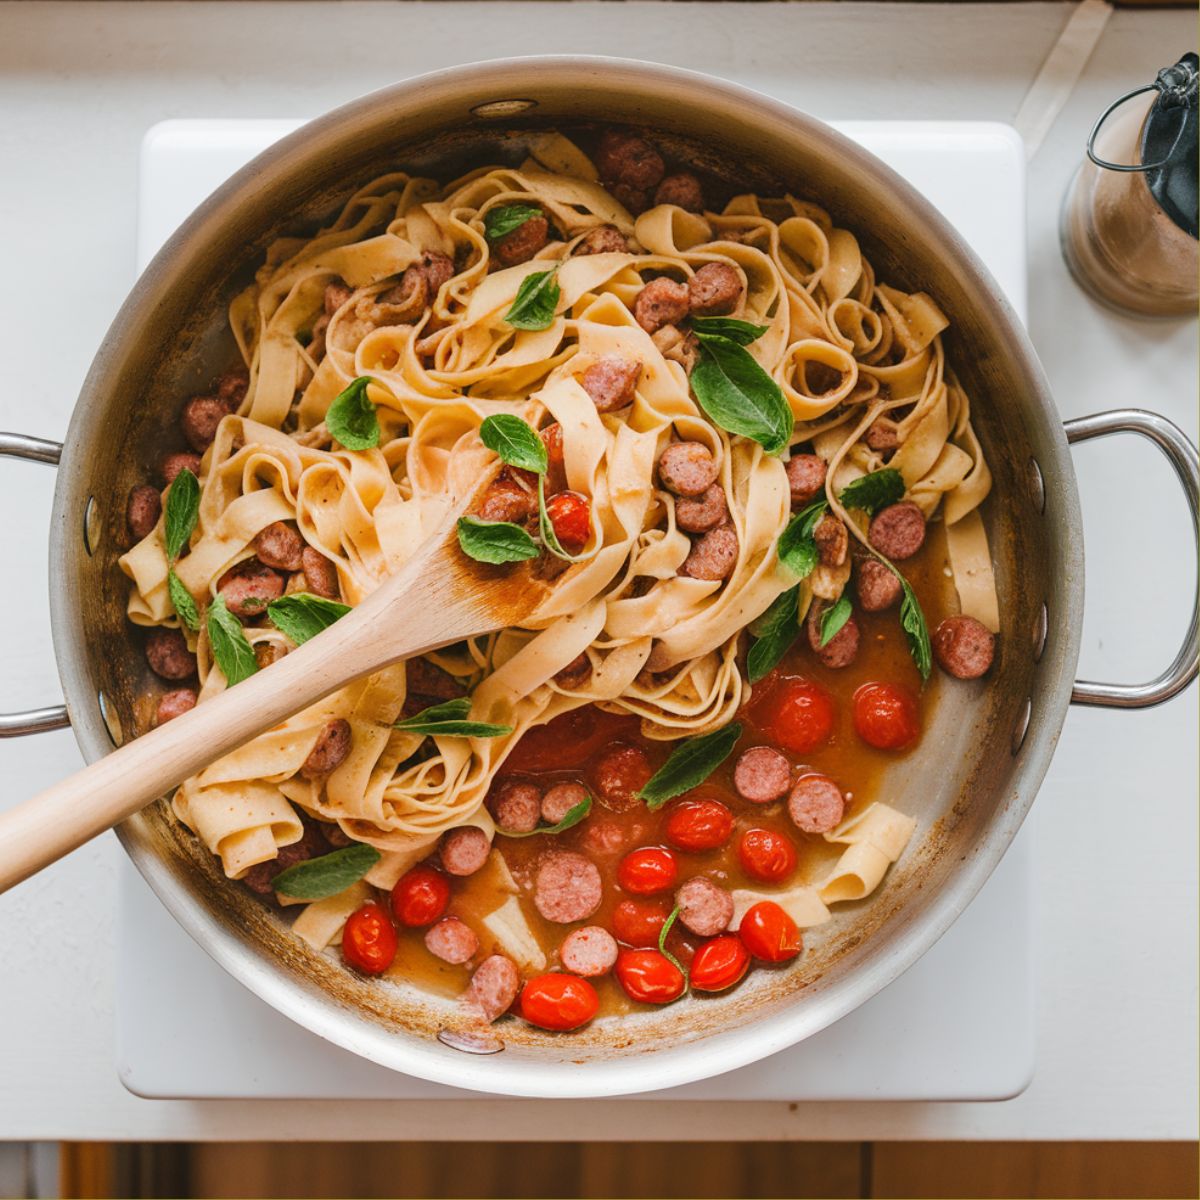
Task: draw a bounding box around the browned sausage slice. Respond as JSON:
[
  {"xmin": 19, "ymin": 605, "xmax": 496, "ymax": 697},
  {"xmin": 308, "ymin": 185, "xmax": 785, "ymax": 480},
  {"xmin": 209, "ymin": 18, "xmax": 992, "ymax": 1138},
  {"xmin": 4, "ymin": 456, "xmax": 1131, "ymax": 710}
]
[
  {"xmin": 658, "ymin": 442, "xmax": 719, "ymax": 497},
  {"xmin": 933, "ymin": 615, "xmax": 996, "ymax": 680},
  {"xmin": 324, "ymin": 279, "xmax": 354, "ymax": 315},
  {"xmin": 674, "ymin": 484, "xmax": 728, "ymax": 534},
  {"xmin": 654, "ymin": 172, "xmax": 704, "ymax": 212},
  {"xmin": 865, "ymin": 417, "xmax": 900, "ymax": 452},
  {"xmin": 560, "ymin": 926, "xmax": 619, "ymax": 977},
  {"xmin": 218, "ymin": 557, "xmax": 286, "ymax": 619},
  {"xmin": 634, "ymin": 278, "xmax": 689, "ymax": 333},
  {"xmin": 476, "ymin": 474, "xmax": 538, "ymax": 524},
  {"xmin": 594, "ymin": 130, "xmax": 665, "ymax": 190},
  {"xmin": 541, "ymin": 782, "xmax": 589, "ymax": 825},
  {"xmin": 855, "ymin": 558, "xmax": 902, "ymax": 611},
  {"xmin": 253, "ymin": 521, "xmax": 305, "ymax": 571},
  {"xmin": 464, "ymin": 954, "xmax": 521, "ymax": 1022},
  {"xmin": 553, "ymin": 653, "xmax": 592, "ymax": 690},
  {"xmin": 440, "ymin": 826, "xmax": 491, "ymax": 877},
  {"xmin": 582, "ymin": 355, "xmax": 641, "ymax": 413},
  {"xmin": 681, "ymin": 524, "xmax": 739, "ymax": 581},
  {"xmin": 592, "ymin": 744, "xmax": 653, "ymax": 812},
  {"xmin": 733, "ymin": 746, "xmax": 791, "ymax": 804},
  {"xmin": 575, "ymin": 225, "xmax": 630, "ymax": 255},
  {"xmin": 488, "ymin": 780, "xmax": 543, "ymax": 834},
  {"xmin": 787, "ymin": 773, "xmax": 845, "ymax": 834},
  {"xmin": 155, "ymin": 688, "xmax": 197, "ymax": 725},
  {"xmin": 806, "ymin": 607, "xmax": 860, "ymax": 669},
  {"xmin": 786, "ymin": 454, "xmax": 827, "ymax": 508},
  {"xmin": 241, "ymin": 818, "xmax": 328, "ymax": 896},
  {"xmin": 299, "ymin": 547, "xmax": 339, "ymax": 599},
  {"xmin": 300, "ymin": 718, "xmax": 352, "ymax": 779},
  {"xmin": 868, "ymin": 501, "xmax": 926, "ymax": 561},
  {"xmin": 181, "ymin": 394, "xmax": 231, "ymax": 453},
  {"xmin": 145, "ymin": 628, "xmax": 196, "ymax": 681},
  {"xmin": 688, "ymin": 262, "xmax": 743, "ymax": 316},
  {"xmin": 675, "ymin": 876, "xmax": 733, "ymax": 937},
  {"xmin": 217, "ymin": 367, "xmax": 249, "ymax": 408},
  {"xmin": 160, "ymin": 451, "xmax": 202, "ymax": 487},
  {"xmin": 534, "ymin": 851, "xmax": 603, "ymax": 924},
  {"xmin": 127, "ymin": 484, "xmax": 162, "ymax": 541},
  {"xmin": 493, "ymin": 213, "xmax": 550, "ymax": 267},
  {"xmin": 813, "ymin": 514, "xmax": 848, "ymax": 568},
  {"xmin": 425, "ymin": 917, "xmax": 480, "ymax": 965},
  {"xmin": 418, "ymin": 250, "xmax": 455, "ymax": 294}
]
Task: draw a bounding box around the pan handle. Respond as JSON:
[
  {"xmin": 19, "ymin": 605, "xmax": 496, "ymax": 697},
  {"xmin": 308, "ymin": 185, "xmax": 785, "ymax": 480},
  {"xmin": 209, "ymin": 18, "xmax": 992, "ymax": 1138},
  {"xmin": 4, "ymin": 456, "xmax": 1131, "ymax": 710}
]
[
  {"xmin": 1065, "ymin": 409, "xmax": 1198, "ymax": 708},
  {"xmin": 0, "ymin": 433, "xmax": 71, "ymax": 737}
]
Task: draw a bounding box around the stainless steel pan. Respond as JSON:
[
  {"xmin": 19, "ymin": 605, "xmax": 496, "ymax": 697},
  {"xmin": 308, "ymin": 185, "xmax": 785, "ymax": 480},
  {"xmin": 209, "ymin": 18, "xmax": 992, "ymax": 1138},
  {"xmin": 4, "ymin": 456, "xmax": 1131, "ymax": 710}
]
[{"xmin": 2, "ymin": 59, "xmax": 1196, "ymax": 1097}]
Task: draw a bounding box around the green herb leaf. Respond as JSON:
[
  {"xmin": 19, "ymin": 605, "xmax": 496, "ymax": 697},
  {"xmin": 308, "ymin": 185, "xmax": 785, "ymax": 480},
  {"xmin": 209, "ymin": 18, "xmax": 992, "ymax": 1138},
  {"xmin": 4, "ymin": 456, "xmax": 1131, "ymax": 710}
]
[
  {"xmin": 898, "ymin": 575, "xmax": 933, "ymax": 681},
  {"xmin": 637, "ymin": 722, "xmax": 743, "ymax": 811},
  {"xmin": 164, "ymin": 468, "xmax": 200, "ymax": 562},
  {"xmin": 504, "ymin": 269, "xmax": 560, "ymax": 331},
  {"xmin": 456, "ymin": 516, "xmax": 540, "ymax": 565},
  {"xmin": 267, "ymin": 593, "xmax": 351, "ymax": 645},
  {"xmin": 326, "ymin": 376, "xmax": 380, "ymax": 451},
  {"xmin": 480, "ymin": 414, "xmax": 548, "ymax": 475},
  {"xmin": 818, "ymin": 594, "xmax": 853, "ymax": 648},
  {"xmin": 691, "ymin": 316, "xmax": 770, "ymax": 346},
  {"xmin": 690, "ymin": 335, "xmax": 792, "ymax": 456},
  {"xmin": 776, "ymin": 498, "xmax": 829, "ymax": 579},
  {"xmin": 536, "ymin": 475, "xmax": 584, "ymax": 563},
  {"xmin": 167, "ymin": 569, "xmax": 200, "ymax": 632},
  {"xmin": 658, "ymin": 904, "xmax": 688, "ymax": 988},
  {"xmin": 503, "ymin": 795, "xmax": 593, "ymax": 838},
  {"xmin": 747, "ymin": 586, "xmax": 801, "ymax": 683},
  {"xmin": 272, "ymin": 843, "xmax": 381, "ymax": 901},
  {"xmin": 838, "ymin": 467, "xmax": 905, "ymax": 515},
  {"xmin": 206, "ymin": 594, "xmax": 259, "ymax": 686},
  {"xmin": 484, "ymin": 204, "xmax": 543, "ymax": 242},
  {"xmin": 394, "ymin": 697, "xmax": 513, "ymax": 739}
]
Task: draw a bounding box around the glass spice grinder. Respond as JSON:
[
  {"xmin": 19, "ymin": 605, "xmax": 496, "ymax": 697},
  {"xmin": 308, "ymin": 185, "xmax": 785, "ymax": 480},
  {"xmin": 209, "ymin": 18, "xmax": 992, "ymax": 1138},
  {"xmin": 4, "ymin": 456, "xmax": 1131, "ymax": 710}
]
[{"xmin": 1061, "ymin": 52, "xmax": 1198, "ymax": 318}]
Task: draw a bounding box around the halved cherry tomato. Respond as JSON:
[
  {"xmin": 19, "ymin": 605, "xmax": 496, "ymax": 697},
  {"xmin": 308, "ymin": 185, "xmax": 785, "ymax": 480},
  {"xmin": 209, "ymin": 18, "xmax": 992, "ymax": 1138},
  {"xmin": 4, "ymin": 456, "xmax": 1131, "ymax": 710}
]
[
  {"xmin": 519, "ymin": 973, "xmax": 600, "ymax": 1031},
  {"xmin": 853, "ymin": 681, "xmax": 920, "ymax": 751},
  {"xmin": 689, "ymin": 934, "xmax": 751, "ymax": 992},
  {"xmin": 390, "ymin": 865, "xmax": 451, "ymax": 928},
  {"xmin": 617, "ymin": 847, "xmax": 679, "ymax": 895},
  {"xmin": 664, "ymin": 798, "xmax": 734, "ymax": 852},
  {"xmin": 738, "ymin": 901, "xmax": 803, "ymax": 963},
  {"xmin": 611, "ymin": 897, "xmax": 671, "ymax": 948},
  {"xmin": 756, "ymin": 677, "xmax": 836, "ymax": 754},
  {"xmin": 615, "ymin": 948, "xmax": 686, "ymax": 1004},
  {"xmin": 341, "ymin": 902, "xmax": 398, "ymax": 975},
  {"xmin": 737, "ymin": 828, "xmax": 798, "ymax": 883},
  {"xmin": 546, "ymin": 490, "xmax": 591, "ymax": 552}
]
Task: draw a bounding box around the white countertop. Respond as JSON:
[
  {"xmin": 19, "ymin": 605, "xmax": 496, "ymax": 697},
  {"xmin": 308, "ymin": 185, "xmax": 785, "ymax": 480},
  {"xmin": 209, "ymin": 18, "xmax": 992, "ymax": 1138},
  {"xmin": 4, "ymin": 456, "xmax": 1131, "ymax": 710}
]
[{"xmin": 0, "ymin": 1, "xmax": 1195, "ymax": 1142}]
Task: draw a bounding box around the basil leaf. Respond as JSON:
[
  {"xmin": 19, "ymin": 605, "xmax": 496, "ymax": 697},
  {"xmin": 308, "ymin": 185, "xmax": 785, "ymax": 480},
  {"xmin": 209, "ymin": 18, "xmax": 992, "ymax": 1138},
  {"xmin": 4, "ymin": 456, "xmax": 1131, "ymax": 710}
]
[
  {"xmin": 503, "ymin": 796, "xmax": 592, "ymax": 838},
  {"xmin": 394, "ymin": 697, "xmax": 513, "ymax": 738},
  {"xmin": 691, "ymin": 316, "xmax": 769, "ymax": 346},
  {"xmin": 456, "ymin": 516, "xmax": 540, "ymax": 565},
  {"xmin": 777, "ymin": 498, "xmax": 829, "ymax": 579},
  {"xmin": 839, "ymin": 467, "xmax": 905, "ymax": 515},
  {"xmin": 637, "ymin": 722, "xmax": 743, "ymax": 811},
  {"xmin": 206, "ymin": 594, "xmax": 259, "ymax": 686},
  {"xmin": 272, "ymin": 843, "xmax": 381, "ymax": 901},
  {"xmin": 480, "ymin": 414, "xmax": 547, "ymax": 475},
  {"xmin": 326, "ymin": 376, "xmax": 380, "ymax": 451},
  {"xmin": 747, "ymin": 586, "xmax": 801, "ymax": 683},
  {"xmin": 267, "ymin": 593, "xmax": 351, "ymax": 645},
  {"xmin": 484, "ymin": 204, "xmax": 542, "ymax": 242},
  {"xmin": 504, "ymin": 269, "xmax": 560, "ymax": 332},
  {"xmin": 690, "ymin": 335, "xmax": 791, "ymax": 456},
  {"xmin": 898, "ymin": 575, "xmax": 933, "ymax": 681},
  {"xmin": 164, "ymin": 468, "xmax": 200, "ymax": 561},
  {"xmin": 167, "ymin": 569, "xmax": 200, "ymax": 632},
  {"xmin": 658, "ymin": 904, "xmax": 688, "ymax": 987},
  {"xmin": 818, "ymin": 594, "xmax": 853, "ymax": 648}
]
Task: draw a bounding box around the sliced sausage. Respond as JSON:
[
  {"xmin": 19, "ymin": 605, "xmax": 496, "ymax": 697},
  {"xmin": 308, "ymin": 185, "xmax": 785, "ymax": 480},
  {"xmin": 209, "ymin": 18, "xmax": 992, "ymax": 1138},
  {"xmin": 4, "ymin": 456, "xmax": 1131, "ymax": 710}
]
[
  {"xmin": 542, "ymin": 782, "xmax": 589, "ymax": 825},
  {"xmin": 425, "ymin": 917, "xmax": 480, "ymax": 965},
  {"xmin": 806, "ymin": 606, "xmax": 860, "ymax": 669},
  {"xmin": 540, "ymin": 423, "xmax": 568, "ymax": 496},
  {"xmin": 493, "ymin": 213, "xmax": 550, "ymax": 268},
  {"xmin": 217, "ymin": 367, "xmax": 249, "ymax": 408},
  {"xmin": 787, "ymin": 773, "xmax": 845, "ymax": 834},
  {"xmin": 654, "ymin": 172, "xmax": 704, "ymax": 212},
  {"xmin": 553, "ymin": 653, "xmax": 592, "ymax": 690},
  {"xmin": 464, "ymin": 954, "xmax": 521, "ymax": 1022},
  {"xmin": 582, "ymin": 355, "xmax": 641, "ymax": 413},
  {"xmin": 609, "ymin": 181, "xmax": 649, "ymax": 216},
  {"xmin": 127, "ymin": 484, "xmax": 161, "ymax": 541},
  {"xmin": 300, "ymin": 547, "xmax": 339, "ymax": 599},
  {"xmin": 560, "ymin": 926, "xmax": 619, "ymax": 977},
  {"xmin": 407, "ymin": 657, "xmax": 466, "ymax": 705},
  {"xmin": 933, "ymin": 615, "xmax": 996, "ymax": 680},
  {"xmin": 856, "ymin": 558, "xmax": 902, "ymax": 612},
  {"xmin": 813, "ymin": 513, "xmax": 848, "ymax": 568},
  {"xmin": 733, "ymin": 746, "xmax": 791, "ymax": 804},
  {"xmin": 218, "ymin": 557, "xmax": 286, "ymax": 619},
  {"xmin": 868, "ymin": 501, "xmax": 926, "ymax": 561},
  {"xmin": 658, "ymin": 442, "xmax": 718, "ymax": 497},
  {"xmin": 241, "ymin": 817, "xmax": 329, "ymax": 896},
  {"xmin": 155, "ymin": 687, "xmax": 197, "ymax": 726},
  {"xmin": 324, "ymin": 279, "xmax": 354, "ymax": 316},
  {"xmin": 575, "ymin": 225, "xmax": 630, "ymax": 255},
  {"xmin": 594, "ymin": 130, "xmax": 665, "ymax": 190},
  {"xmin": 592, "ymin": 743, "xmax": 653, "ymax": 813},
  {"xmin": 786, "ymin": 454, "xmax": 826, "ymax": 508},
  {"xmin": 675, "ymin": 876, "xmax": 733, "ymax": 938},
  {"xmin": 145, "ymin": 627, "xmax": 196, "ymax": 681},
  {"xmin": 378, "ymin": 267, "xmax": 427, "ymax": 313},
  {"xmin": 159, "ymin": 451, "xmax": 202, "ymax": 487},
  {"xmin": 299, "ymin": 718, "xmax": 352, "ymax": 779},
  {"xmin": 674, "ymin": 484, "xmax": 727, "ymax": 534},
  {"xmin": 417, "ymin": 250, "xmax": 455, "ymax": 295},
  {"xmin": 688, "ymin": 262, "xmax": 743, "ymax": 316},
  {"xmin": 477, "ymin": 473, "xmax": 538, "ymax": 524},
  {"xmin": 534, "ymin": 851, "xmax": 603, "ymax": 924},
  {"xmin": 321, "ymin": 823, "xmax": 354, "ymax": 848},
  {"xmin": 865, "ymin": 417, "xmax": 900, "ymax": 452},
  {"xmin": 488, "ymin": 780, "xmax": 542, "ymax": 834},
  {"xmin": 253, "ymin": 521, "xmax": 304, "ymax": 571},
  {"xmin": 680, "ymin": 523, "xmax": 739, "ymax": 582},
  {"xmin": 181, "ymin": 394, "xmax": 231, "ymax": 453},
  {"xmin": 634, "ymin": 278, "xmax": 689, "ymax": 334},
  {"xmin": 440, "ymin": 826, "xmax": 491, "ymax": 877}
]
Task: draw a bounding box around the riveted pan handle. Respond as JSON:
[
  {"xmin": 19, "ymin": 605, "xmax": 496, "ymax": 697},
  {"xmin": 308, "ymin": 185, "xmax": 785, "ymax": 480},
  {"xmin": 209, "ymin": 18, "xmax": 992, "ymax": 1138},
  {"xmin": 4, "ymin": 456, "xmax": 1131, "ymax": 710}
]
[
  {"xmin": 1066, "ymin": 409, "xmax": 1198, "ymax": 708},
  {"xmin": 0, "ymin": 433, "xmax": 71, "ymax": 737}
]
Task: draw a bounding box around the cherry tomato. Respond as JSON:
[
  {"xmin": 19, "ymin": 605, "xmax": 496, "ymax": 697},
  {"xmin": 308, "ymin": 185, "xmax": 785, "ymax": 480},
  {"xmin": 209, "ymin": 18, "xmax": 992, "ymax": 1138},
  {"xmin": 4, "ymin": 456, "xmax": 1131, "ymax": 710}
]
[
  {"xmin": 853, "ymin": 681, "xmax": 920, "ymax": 751},
  {"xmin": 737, "ymin": 828, "xmax": 798, "ymax": 883},
  {"xmin": 689, "ymin": 934, "xmax": 751, "ymax": 992},
  {"xmin": 664, "ymin": 797, "xmax": 734, "ymax": 852},
  {"xmin": 390, "ymin": 865, "xmax": 451, "ymax": 927},
  {"xmin": 757, "ymin": 677, "xmax": 836, "ymax": 754},
  {"xmin": 341, "ymin": 902, "xmax": 398, "ymax": 975},
  {"xmin": 739, "ymin": 901, "xmax": 803, "ymax": 963},
  {"xmin": 615, "ymin": 948, "xmax": 686, "ymax": 1004},
  {"xmin": 611, "ymin": 897, "xmax": 671, "ymax": 947},
  {"xmin": 617, "ymin": 847, "xmax": 679, "ymax": 895},
  {"xmin": 519, "ymin": 973, "xmax": 600, "ymax": 1031},
  {"xmin": 546, "ymin": 490, "xmax": 591, "ymax": 552}
]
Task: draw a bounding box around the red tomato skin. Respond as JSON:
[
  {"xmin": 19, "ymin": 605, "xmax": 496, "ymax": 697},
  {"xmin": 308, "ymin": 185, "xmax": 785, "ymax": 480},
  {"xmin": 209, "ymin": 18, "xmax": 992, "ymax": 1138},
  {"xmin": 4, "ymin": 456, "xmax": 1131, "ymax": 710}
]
[
  {"xmin": 664, "ymin": 798, "xmax": 734, "ymax": 852},
  {"xmin": 853, "ymin": 681, "xmax": 920, "ymax": 751},
  {"xmin": 617, "ymin": 847, "xmax": 679, "ymax": 895},
  {"xmin": 546, "ymin": 491, "xmax": 591, "ymax": 552},
  {"xmin": 519, "ymin": 973, "xmax": 600, "ymax": 1031},
  {"xmin": 615, "ymin": 949, "xmax": 687, "ymax": 1004},
  {"xmin": 390, "ymin": 866, "xmax": 451, "ymax": 928},
  {"xmin": 758, "ymin": 677, "xmax": 836, "ymax": 754},
  {"xmin": 341, "ymin": 902, "xmax": 398, "ymax": 975},
  {"xmin": 689, "ymin": 935, "xmax": 751, "ymax": 992},
  {"xmin": 737, "ymin": 828, "xmax": 798, "ymax": 883},
  {"xmin": 739, "ymin": 901, "xmax": 803, "ymax": 963},
  {"xmin": 611, "ymin": 897, "xmax": 671, "ymax": 948}
]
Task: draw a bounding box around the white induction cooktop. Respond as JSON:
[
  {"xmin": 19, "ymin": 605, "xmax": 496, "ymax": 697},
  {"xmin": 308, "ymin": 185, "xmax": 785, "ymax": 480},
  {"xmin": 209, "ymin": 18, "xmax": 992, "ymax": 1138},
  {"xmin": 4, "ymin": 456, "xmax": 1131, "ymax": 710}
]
[{"xmin": 118, "ymin": 117, "xmax": 1034, "ymax": 1102}]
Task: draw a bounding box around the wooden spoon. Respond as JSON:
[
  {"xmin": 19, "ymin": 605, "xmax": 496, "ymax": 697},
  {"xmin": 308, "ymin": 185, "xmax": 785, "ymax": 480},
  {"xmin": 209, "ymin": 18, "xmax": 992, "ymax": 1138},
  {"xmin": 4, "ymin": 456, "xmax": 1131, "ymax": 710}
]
[{"xmin": 0, "ymin": 500, "xmax": 549, "ymax": 893}]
